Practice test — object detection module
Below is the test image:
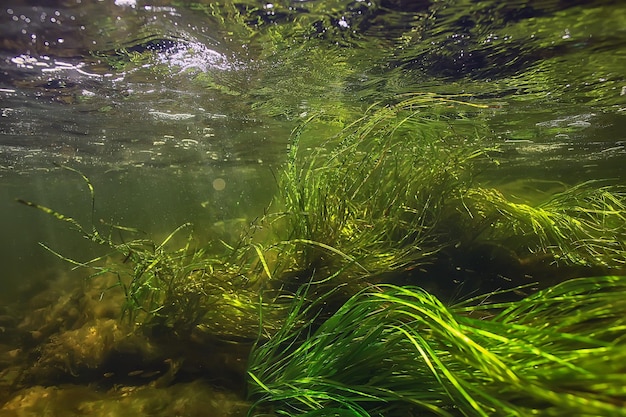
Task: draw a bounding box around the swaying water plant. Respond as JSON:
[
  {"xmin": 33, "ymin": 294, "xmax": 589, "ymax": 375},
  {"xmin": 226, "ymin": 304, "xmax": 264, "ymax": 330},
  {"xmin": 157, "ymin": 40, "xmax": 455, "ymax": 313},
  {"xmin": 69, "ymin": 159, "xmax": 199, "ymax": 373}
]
[
  {"xmin": 266, "ymin": 94, "xmax": 493, "ymax": 289},
  {"xmin": 247, "ymin": 276, "xmax": 626, "ymax": 417},
  {"xmin": 265, "ymin": 93, "xmax": 626, "ymax": 300},
  {"xmin": 16, "ymin": 165, "xmax": 282, "ymax": 338},
  {"xmin": 458, "ymin": 182, "xmax": 626, "ymax": 268}
]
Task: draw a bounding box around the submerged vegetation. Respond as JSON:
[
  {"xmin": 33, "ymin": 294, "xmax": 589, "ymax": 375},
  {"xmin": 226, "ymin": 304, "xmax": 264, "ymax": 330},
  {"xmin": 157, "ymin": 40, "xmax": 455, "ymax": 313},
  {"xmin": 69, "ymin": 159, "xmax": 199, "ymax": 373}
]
[
  {"xmin": 461, "ymin": 184, "xmax": 626, "ymax": 268},
  {"xmin": 13, "ymin": 94, "xmax": 626, "ymax": 416},
  {"xmin": 17, "ymin": 166, "xmax": 283, "ymax": 340},
  {"xmin": 248, "ymin": 278, "xmax": 626, "ymax": 416},
  {"xmin": 3, "ymin": 0, "xmax": 626, "ymax": 415}
]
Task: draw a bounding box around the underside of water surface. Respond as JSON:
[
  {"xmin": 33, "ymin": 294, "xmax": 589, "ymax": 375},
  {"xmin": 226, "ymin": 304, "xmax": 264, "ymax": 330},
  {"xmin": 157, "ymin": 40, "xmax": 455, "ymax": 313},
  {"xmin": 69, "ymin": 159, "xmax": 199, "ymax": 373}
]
[{"xmin": 1, "ymin": 1, "xmax": 626, "ymax": 416}]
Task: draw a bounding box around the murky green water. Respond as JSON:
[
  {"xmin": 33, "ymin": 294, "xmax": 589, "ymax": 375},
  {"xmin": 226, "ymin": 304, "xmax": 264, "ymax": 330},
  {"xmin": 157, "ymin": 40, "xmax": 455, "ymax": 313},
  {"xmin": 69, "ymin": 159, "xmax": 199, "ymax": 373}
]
[{"xmin": 1, "ymin": 1, "xmax": 625, "ymax": 415}]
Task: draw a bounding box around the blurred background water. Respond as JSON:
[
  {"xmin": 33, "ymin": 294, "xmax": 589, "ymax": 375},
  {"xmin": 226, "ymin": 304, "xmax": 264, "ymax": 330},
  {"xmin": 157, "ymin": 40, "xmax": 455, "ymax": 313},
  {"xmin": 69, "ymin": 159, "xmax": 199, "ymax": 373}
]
[{"xmin": 1, "ymin": 0, "xmax": 625, "ymax": 298}]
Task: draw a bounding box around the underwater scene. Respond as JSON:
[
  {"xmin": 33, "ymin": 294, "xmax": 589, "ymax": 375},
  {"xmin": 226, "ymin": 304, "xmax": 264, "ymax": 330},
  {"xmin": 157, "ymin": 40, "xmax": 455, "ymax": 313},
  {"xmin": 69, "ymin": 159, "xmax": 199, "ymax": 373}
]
[{"xmin": 1, "ymin": 0, "xmax": 626, "ymax": 415}]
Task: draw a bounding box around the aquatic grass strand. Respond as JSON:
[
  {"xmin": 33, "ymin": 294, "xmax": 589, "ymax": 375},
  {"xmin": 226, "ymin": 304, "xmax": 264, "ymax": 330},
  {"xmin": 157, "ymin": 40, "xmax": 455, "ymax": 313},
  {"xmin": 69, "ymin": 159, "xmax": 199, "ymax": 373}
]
[
  {"xmin": 248, "ymin": 277, "xmax": 626, "ymax": 416},
  {"xmin": 461, "ymin": 184, "xmax": 626, "ymax": 267},
  {"xmin": 274, "ymin": 96, "xmax": 489, "ymax": 283},
  {"xmin": 16, "ymin": 166, "xmax": 287, "ymax": 338}
]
